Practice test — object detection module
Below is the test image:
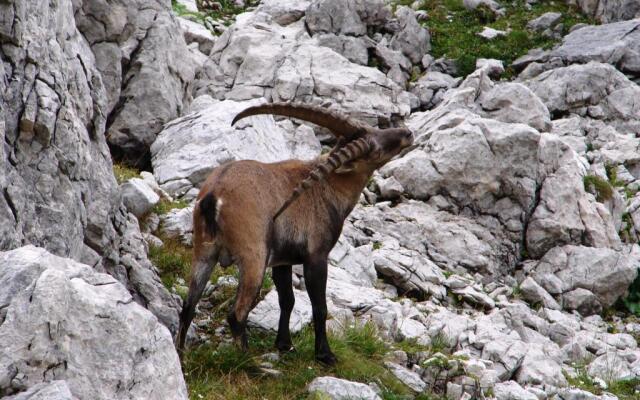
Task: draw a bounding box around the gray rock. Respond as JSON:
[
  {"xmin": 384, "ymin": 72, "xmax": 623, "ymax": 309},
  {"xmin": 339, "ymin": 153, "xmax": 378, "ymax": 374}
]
[
  {"xmin": 376, "ymin": 176, "xmax": 404, "ymax": 199},
  {"xmin": 256, "ymin": 0, "xmax": 311, "ymax": 25},
  {"xmin": 390, "ymin": 6, "xmax": 431, "ymax": 64},
  {"xmin": 306, "ymin": 0, "xmax": 367, "ymax": 36},
  {"xmin": 178, "ymin": 17, "xmax": 216, "ymax": 55},
  {"xmin": 556, "ymin": 387, "xmax": 615, "ymax": 400},
  {"xmin": 409, "ymin": 71, "xmax": 461, "ymax": 110},
  {"xmin": 314, "ymin": 34, "xmax": 372, "ymax": 66},
  {"xmin": 151, "ymin": 98, "xmax": 320, "ymax": 197},
  {"xmin": 511, "ymin": 48, "xmax": 551, "ymax": 72},
  {"xmin": 248, "ymin": 288, "xmax": 313, "ymax": 332},
  {"xmin": 548, "ymin": 20, "xmax": 640, "ymax": 78},
  {"xmin": 515, "ymin": 342, "xmax": 567, "ymax": 387},
  {"xmin": 195, "ymin": 16, "xmax": 410, "ymax": 123},
  {"xmin": 3, "ymin": 381, "xmax": 73, "ymax": 400},
  {"xmin": 307, "ymin": 376, "xmax": 382, "ymax": 400},
  {"xmin": 350, "ymin": 201, "xmax": 509, "ymax": 278},
  {"xmin": 588, "ymin": 352, "xmax": 633, "ymax": 381},
  {"xmin": 177, "ymin": 0, "xmax": 198, "ymax": 12},
  {"xmin": 563, "ymin": 288, "xmax": 602, "ymax": 315},
  {"xmin": 531, "ymin": 245, "xmax": 640, "ymax": 315},
  {"xmin": 160, "ymin": 206, "xmax": 194, "ymax": 245},
  {"xmin": 493, "ymin": 381, "xmax": 538, "ymax": 400},
  {"xmin": 120, "ymin": 178, "xmax": 161, "ymax": 218},
  {"xmin": 478, "ymin": 82, "xmax": 551, "ymax": 132},
  {"xmin": 567, "ymin": 0, "xmax": 640, "ymax": 23},
  {"xmin": 527, "ymin": 12, "xmax": 562, "ymax": 31},
  {"xmin": 75, "ymin": 0, "xmax": 197, "ymax": 163},
  {"xmin": 476, "ymin": 58, "xmax": 505, "ymax": 78},
  {"xmin": 0, "ymin": 246, "xmax": 187, "ymax": 399},
  {"xmin": 384, "ymin": 362, "xmax": 427, "ymax": 392},
  {"xmin": 478, "ymin": 26, "xmax": 507, "ymax": 40},
  {"xmin": 462, "ymin": 0, "xmax": 504, "ymax": 15},
  {"xmin": 520, "ymin": 277, "xmax": 561, "ymax": 310},
  {"xmin": 524, "ymin": 62, "xmax": 640, "ymax": 134},
  {"xmin": 527, "ymin": 136, "xmax": 621, "ymax": 258},
  {"xmin": 374, "ymin": 43, "xmax": 413, "ymax": 86},
  {"xmin": 0, "ymin": 0, "xmax": 179, "ymax": 332}
]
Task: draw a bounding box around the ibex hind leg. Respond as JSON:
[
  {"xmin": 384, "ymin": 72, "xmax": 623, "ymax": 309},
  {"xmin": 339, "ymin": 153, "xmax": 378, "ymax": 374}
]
[
  {"xmin": 176, "ymin": 246, "xmax": 220, "ymax": 355},
  {"xmin": 227, "ymin": 250, "xmax": 267, "ymax": 351}
]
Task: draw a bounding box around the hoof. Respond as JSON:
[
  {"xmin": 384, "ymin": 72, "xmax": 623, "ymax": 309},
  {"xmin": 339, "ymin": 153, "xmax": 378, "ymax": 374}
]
[
  {"xmin": 277, "ymin": 344, "xmax": 296, "ymax": 354},
  {"xmin": 316, "ymin": 352, "xmax": 337, "ymax": 366}
]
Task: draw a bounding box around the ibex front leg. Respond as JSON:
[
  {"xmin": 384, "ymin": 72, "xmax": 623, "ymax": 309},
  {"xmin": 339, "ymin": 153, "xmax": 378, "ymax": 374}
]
[
  {"xmin": 304, "ymin": 257, "xmax": 336, "ymax": 366},
  {"xmin": 273, "ymin": 265, "xmax": 295, "ymax": 352}
]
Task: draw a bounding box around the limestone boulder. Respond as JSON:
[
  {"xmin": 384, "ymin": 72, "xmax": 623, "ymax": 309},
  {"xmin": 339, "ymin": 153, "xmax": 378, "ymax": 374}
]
[
  {"xmin": 523, "ymin": 62, "xmax": 640, "ymax": 134},
  {"xmin": 567, "ymin": 0, "xmax": 640, "ymax": 23},
  {"xmin": 307, "ymin": 376, "xmax": 381, "ymax": 400},
  {"xmin": 0, "ymin": 246, "xmax": 187, "ymax": 399},
  {"xmin": 74, "ymin": 0, "xmax": 196, "ymax": 164},
  {"xmin": 0, "ymin": 0, "xmax": 180, "ymax": 332},
  {"xmin": 529, "ymin": 245, "xmax": 640, "ymax": 315}
]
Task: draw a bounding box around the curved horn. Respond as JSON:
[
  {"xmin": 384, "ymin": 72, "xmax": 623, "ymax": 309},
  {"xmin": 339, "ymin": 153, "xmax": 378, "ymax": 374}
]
[
  {"xmin": 273, "ymin": 137, "xmax": 371, "ymax": 220},
  {"xmin": 232, "ymin": 103, "xmax": 371, "ymax": 140}
]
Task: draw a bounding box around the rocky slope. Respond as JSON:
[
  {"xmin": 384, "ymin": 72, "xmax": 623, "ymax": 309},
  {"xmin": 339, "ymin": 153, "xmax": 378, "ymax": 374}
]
[{"xmin": 2, "ymin": 0, "xmax": 640, "ymax": 399}]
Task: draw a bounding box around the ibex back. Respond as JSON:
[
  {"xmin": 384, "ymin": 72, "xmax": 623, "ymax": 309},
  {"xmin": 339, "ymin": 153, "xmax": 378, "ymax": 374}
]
[{"xmin": 176, "ymin": 103, "xmax": 413, "ymax": 365}]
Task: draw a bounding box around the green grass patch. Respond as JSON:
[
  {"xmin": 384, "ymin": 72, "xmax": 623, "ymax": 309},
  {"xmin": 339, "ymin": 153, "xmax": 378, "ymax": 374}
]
[
  {"xmin": 152, "ymin": 198, "xmax": 191, "ymax": 215},
  {"xmin": 148, "ymin": 236, "xmax": 192, "ymax": 290},
  {"xmin": 183, "ymin": 323, "xmax": 418, "ymax": 400},
  {"xmin": 606, "ymin": 164, "xmax": 626, "ymax": 188},
  {"xmin": 113, "ymin": 163, "xmax": 140, "ymax": 184},
  {"xmin": 565, "ymin": 362, "xmax": 640, "ymax": 400},
  {"xmin": 393, "ymin": 338, "xmax": 430, "ymax": 357},
  {"xmin": 583, "ymin": 175, "xmax": 614, "ymax": 202},
  {"xmin": 418, "ymin": 0, "xmax": 594, "ymax": 77},
  {"xmin": 171, "ymin": 0, "xmax": 258, "ymax": 28}
]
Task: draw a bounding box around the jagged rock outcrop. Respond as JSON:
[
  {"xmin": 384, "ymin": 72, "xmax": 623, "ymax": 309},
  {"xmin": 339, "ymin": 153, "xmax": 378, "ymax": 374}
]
[
  {"xmin": 514, "ymin": 19, "xmax": 640, "ymax": 81},
  {"xmin": 193, "ymin": 0, "xmax": 430, "ymax": 120},
  {"xmin": 0, "ymin": 246, "xmax": 187, "ymax": 399},
  {"xmin": 74, "ymin": 0, "xmax": 196, "ymax": 165},
  {"xmin": 0, "ymin": 0, "xmax": 180, "ymax": 333},
  {"xmin": 567, "ymin": 0, "xmax": 640, "ymax": 23}
]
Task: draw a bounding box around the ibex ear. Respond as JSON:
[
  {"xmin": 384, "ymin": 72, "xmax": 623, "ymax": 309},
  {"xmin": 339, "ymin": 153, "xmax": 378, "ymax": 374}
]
[{"xmin": 335, "ymin": 161, "xmax": 356, "ymax": 174}]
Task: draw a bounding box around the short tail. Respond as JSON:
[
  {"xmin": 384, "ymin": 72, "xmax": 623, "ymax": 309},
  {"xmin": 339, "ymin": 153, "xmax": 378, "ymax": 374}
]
[{"xmin": 199, "ymin": 192, "xmax": 218, "ymax": 236}]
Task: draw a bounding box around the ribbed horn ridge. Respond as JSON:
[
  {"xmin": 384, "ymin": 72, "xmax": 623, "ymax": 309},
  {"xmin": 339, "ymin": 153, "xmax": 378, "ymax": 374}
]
[
  {"xmin": 232, "ymin": 103, "xmax": 371, "ymax": 140},
  {"xmin": 273, "ymin": 138, "xmax": 371, "ymax": 220}
]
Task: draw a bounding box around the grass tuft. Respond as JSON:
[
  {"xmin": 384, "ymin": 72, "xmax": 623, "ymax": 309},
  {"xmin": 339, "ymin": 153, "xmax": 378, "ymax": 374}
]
[
  {"xmin": 148, "ymin": 236, "xmax": 192, "ymax": 290},
  {"xmin": 583, "ymin": 175, "xmax": 613, "ymax": 202},
  {"xmin": 152, "ymin": 198, "xmax": 191, "ymax": 215},
  {"xmin": 113, "ymin": 163, "xmax": 140, "ymax": 184}
]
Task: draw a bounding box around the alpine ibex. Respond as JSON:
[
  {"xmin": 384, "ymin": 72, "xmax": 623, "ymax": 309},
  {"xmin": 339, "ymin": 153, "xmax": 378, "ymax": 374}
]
[{"xmin": 176, "ymin": 103, "xmax": 413, "ymax": 365}]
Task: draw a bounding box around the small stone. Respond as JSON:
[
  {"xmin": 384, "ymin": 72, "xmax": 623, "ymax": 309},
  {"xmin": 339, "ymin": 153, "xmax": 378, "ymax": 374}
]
[
  {"xmin": 307, "ymin": 377, "xmax": 382, "ymax": 400},
  {"xmin": 477, "ymin": 26, "xmax": 507, "ymax": 40},
  {"xmin": 120, "ymin": 178, "xmax": 160, "ymax": 218}
]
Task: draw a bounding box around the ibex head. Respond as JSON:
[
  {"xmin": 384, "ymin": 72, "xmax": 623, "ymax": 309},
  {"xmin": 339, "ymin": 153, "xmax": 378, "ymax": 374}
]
[{"xmin": 232, "ymin": 103, "xmax": 413, "ymax": 218}]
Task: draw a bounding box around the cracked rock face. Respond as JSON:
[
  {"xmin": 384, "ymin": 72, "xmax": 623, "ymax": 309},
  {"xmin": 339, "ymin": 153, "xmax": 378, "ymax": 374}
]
[
  {"xmin": 193, "ymin": 1, "xmax": 428, "ymax": 120},
  {"xmin": 0, "ymin": 0, "xmax": 180, "ymax": 334},
  {"xmin": 567, "ymin": 0, "xmax": 640, "ymax": 23},
  {"xmin": 0, "ymin": 246, "xmax": 187, "ymax": 399},
  {"xmin": 74, "ymin": 0, "xmax": 196, "ymax": 165},
  {"xmin": 518, "ymin": 20, "xmax": 640, "ymax": 81}
]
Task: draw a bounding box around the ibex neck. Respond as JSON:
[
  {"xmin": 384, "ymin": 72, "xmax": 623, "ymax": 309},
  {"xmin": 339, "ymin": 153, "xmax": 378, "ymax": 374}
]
[{"xmin": 326, "ymin": 168, "xmax": 372, "ymax": 217}]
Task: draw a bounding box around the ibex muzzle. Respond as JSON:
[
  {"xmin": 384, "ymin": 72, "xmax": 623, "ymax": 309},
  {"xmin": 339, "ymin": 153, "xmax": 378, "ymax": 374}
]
[{"xmin": 176, "ymin": 103, "xmax": 413, "ymax": 365}]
